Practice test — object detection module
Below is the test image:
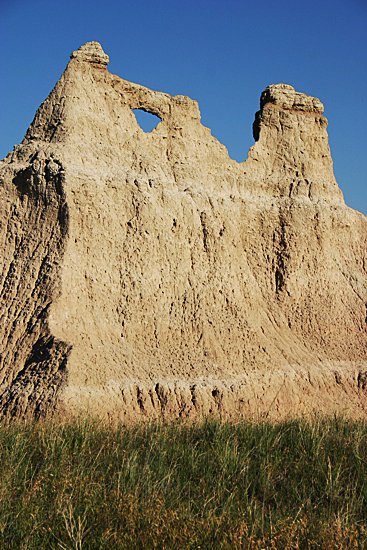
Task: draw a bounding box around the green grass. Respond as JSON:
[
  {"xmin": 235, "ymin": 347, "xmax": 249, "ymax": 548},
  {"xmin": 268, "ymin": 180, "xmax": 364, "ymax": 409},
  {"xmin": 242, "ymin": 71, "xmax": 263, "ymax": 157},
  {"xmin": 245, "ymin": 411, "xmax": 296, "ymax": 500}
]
[{"xmin": 1, "ymin": 416, "xmax": 367, "ymax": 548}]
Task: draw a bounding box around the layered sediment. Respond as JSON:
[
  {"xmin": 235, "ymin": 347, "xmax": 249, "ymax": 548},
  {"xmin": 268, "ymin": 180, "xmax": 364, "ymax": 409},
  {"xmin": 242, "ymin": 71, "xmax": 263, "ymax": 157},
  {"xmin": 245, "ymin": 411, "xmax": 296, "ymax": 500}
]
[{"xmin": 0, "ymin": 42, "xmax": 366, "ymax": 420}]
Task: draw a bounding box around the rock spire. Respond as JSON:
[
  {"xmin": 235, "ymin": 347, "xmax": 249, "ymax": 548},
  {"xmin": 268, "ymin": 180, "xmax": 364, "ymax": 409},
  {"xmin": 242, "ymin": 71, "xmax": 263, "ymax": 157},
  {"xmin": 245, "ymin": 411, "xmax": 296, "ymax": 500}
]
[{"xmin": 70, "ymin": 41, "xmax": 109, "ymax": 67}]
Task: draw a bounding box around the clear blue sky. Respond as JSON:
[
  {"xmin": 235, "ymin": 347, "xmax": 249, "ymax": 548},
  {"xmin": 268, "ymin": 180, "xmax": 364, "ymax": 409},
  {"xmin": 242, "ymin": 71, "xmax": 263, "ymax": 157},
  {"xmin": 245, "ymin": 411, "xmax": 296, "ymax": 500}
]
[{"xmin": 1, "ymin": 0, "xmax": 366, "ymax": 215}]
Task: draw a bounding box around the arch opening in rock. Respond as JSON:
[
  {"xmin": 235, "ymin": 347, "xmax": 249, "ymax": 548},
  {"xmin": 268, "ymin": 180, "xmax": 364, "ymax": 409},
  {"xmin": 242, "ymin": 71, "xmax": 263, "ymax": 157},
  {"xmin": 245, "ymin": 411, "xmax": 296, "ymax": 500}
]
[{"xmin": 132, "ymin": 109, "xmax": 161, "ymax": 133}]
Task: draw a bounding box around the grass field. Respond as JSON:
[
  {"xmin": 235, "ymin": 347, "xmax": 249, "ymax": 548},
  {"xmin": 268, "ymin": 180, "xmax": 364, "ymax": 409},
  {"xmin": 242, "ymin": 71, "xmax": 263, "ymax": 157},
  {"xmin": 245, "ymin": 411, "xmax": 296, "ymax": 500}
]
[{"xmin": 1, "ymin": 415, "xmax": 367, "ymax": 548}]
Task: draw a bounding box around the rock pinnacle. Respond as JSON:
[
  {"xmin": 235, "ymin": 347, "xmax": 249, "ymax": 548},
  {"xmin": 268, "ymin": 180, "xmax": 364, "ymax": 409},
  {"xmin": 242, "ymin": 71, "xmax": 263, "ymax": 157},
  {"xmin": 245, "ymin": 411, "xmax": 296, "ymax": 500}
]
[{"xmin": 70, "ymin": 41, "xmax": 109, "ymax": 67}]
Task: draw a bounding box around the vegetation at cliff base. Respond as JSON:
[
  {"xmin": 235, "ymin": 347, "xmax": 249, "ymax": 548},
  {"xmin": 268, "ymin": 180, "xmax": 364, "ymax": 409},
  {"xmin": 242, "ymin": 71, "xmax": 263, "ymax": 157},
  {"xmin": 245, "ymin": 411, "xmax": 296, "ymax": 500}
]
[{"xmin": 1, "ymin": 416, "xmax": 367, "ymax": 548}]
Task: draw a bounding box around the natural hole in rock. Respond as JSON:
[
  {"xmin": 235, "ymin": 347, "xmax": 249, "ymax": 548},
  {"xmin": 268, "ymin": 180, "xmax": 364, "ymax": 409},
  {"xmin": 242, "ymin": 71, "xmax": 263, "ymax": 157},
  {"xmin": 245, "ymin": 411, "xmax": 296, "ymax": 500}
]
[{"xmin": 133, "ymin": 109, "xmax": 161, "ymax": 133}]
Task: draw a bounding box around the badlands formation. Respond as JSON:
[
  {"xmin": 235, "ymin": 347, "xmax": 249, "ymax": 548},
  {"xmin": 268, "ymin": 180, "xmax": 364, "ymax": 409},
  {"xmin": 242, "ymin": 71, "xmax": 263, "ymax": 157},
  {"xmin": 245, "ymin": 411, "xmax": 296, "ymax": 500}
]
[{"xmin": 0, "ymin": 42, "xmax": 366, "ymax": 420}]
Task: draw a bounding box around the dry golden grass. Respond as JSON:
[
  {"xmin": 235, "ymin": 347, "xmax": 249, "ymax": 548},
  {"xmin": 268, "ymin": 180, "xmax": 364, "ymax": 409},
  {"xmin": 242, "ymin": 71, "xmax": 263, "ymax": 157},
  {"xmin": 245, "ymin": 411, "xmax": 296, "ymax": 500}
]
[{"xmin": 0, "ymin": 416, "xmax": 367, "ymax": 548}]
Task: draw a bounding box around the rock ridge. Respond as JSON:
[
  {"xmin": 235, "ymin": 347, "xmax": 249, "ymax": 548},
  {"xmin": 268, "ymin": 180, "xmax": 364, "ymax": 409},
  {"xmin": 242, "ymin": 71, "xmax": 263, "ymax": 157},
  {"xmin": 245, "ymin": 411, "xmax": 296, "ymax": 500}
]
[{"xmin": 0, "ymin": 42, "xmax": 366, "ymax": 420}]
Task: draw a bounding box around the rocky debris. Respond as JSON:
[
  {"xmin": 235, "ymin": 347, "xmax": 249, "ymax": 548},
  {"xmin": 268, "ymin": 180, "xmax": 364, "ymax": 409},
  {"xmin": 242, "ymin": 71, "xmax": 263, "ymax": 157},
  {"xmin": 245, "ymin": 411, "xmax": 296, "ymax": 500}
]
[{"xmin": 0, "ymin": 42, "xmax": 366, "ymax": 420}]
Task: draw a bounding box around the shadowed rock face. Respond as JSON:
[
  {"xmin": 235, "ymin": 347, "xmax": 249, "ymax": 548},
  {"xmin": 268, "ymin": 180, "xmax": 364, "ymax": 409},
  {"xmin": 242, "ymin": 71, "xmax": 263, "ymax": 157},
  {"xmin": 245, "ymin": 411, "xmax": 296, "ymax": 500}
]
[{"xmin": 0, "ymin": 42, "xmax": 366, "ymax": 420}]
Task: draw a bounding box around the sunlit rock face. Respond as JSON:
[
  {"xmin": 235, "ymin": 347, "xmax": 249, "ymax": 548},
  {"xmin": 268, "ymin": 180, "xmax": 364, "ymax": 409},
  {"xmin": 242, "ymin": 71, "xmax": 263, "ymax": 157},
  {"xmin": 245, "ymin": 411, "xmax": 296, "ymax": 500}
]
[{"xmin": 0, "ymin": 42, "xmax": 366, "ymax": 420}]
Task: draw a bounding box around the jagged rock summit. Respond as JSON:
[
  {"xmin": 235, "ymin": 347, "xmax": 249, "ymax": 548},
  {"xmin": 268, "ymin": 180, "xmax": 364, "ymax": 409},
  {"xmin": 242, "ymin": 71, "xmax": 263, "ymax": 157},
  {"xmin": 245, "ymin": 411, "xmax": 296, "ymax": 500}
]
[
  {"xmin": 0, "ymin": 42, "xmax": 366, "ymax": 420},
  {"xmin": 70, "ymin": 40, "xmax": 109, "ymax": 67}
]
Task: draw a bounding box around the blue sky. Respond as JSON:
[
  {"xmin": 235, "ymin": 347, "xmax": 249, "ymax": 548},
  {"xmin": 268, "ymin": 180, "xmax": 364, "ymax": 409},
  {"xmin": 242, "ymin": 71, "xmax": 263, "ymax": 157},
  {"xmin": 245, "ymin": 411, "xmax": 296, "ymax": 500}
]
[{"xmin": 1, "ymin": 0, "xmax": 366, "ymax": 215}]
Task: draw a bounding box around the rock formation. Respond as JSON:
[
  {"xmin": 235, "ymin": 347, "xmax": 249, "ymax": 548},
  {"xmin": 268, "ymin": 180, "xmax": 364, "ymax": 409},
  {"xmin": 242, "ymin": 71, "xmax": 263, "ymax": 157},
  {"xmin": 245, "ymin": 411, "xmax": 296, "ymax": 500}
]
[{"xmin": 0, "ymin": 41, "xmax": 366, "ymax": 420}]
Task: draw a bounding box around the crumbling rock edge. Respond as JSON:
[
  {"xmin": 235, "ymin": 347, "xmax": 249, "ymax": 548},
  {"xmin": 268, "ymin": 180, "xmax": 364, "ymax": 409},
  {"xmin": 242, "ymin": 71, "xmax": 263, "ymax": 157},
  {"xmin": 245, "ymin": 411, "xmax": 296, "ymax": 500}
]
[
  {"xmin": 0, "ymin": 42, "xmax": 366, "ymax": 421},
  {"xmin": 59, "ymin": 364, "xmax": 367, "ymax": 423}
]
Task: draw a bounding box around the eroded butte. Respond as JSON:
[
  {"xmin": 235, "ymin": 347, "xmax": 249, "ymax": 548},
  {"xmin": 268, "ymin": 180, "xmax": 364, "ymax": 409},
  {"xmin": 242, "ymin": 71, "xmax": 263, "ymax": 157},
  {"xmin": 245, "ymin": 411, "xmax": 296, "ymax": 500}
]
[{"xmin": 0, "ymin": 41, "xmax": 366, "ymax": 420}]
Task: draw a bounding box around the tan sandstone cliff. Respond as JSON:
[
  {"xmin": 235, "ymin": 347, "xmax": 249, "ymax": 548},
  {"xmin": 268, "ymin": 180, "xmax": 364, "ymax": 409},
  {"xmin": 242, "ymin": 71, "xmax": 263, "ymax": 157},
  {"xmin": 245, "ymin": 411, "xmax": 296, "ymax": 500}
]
[{"xmin": 0, "ymin": 41, "xmax": 366, "ymax": 420}]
